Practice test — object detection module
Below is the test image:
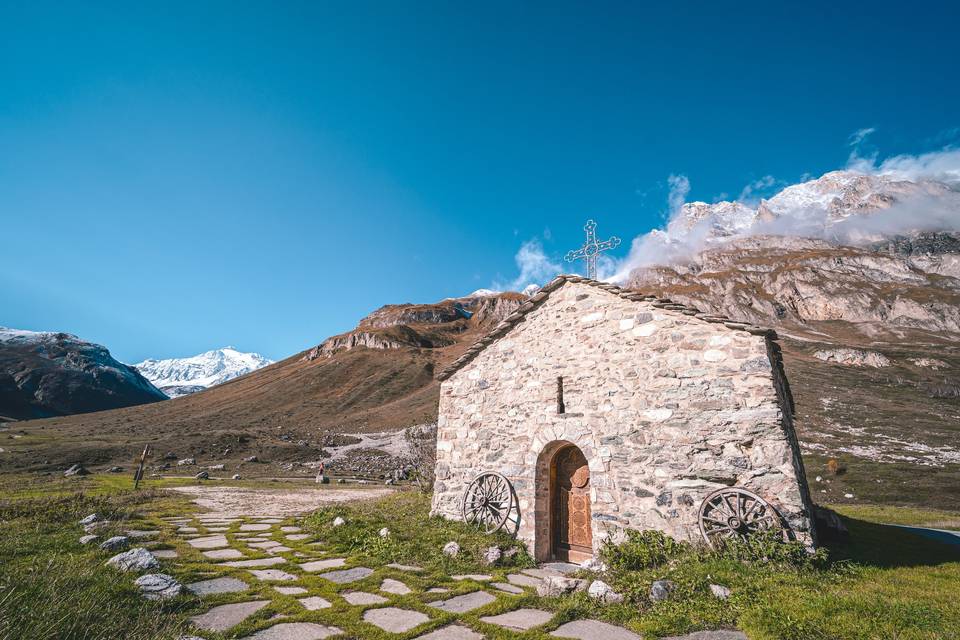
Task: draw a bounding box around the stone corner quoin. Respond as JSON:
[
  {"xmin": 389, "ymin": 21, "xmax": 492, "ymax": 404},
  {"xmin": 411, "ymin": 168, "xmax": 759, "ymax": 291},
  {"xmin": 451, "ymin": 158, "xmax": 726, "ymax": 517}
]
[{"xmin": 430, "ymin": 278, "xmax": 817, "ymax": 557}]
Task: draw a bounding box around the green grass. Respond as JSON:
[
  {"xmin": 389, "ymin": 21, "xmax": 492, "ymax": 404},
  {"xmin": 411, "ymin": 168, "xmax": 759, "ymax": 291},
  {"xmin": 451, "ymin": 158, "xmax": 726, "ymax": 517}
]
[{"xmin": 2, "ymin": 476, "xmax": 959, "ymax": 640}]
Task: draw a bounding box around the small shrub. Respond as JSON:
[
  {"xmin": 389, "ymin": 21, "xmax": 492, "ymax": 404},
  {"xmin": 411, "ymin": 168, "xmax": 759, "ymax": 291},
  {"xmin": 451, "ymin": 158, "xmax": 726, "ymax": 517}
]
[
  {"xmin": 601, "ymin": 529, "xmax": 689, "ymax": 572},
  {"xmin": 711, "ymin": 530, "xmax": 827, "ymax": 569}
]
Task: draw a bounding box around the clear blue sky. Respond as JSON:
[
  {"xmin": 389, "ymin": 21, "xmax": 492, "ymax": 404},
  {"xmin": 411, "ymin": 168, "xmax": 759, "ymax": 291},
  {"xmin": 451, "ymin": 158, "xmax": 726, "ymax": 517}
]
[{"xmin": 2, "ymin": 1, "xmax": 958, "ymax": 363}]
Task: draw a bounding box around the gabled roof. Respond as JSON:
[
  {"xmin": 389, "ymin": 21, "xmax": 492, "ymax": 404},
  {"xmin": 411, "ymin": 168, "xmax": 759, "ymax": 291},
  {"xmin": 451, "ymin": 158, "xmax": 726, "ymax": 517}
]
[{"xmin": 435, "ymin": 274, "xmax": 778, "ymax": 381}]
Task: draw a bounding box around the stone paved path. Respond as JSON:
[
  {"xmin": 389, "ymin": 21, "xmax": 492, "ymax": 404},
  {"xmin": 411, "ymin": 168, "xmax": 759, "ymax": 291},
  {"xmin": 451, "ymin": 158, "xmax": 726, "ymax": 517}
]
[{"xmin": 89, "ymin": 510, "xmax": 748, "ymax": 639}]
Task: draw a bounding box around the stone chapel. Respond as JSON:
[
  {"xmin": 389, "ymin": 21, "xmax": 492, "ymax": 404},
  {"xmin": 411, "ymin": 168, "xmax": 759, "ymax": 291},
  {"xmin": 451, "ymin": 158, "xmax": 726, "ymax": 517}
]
[{"xmin": 431, "ymin": 275, "xmax": 817, "ymax": 562}]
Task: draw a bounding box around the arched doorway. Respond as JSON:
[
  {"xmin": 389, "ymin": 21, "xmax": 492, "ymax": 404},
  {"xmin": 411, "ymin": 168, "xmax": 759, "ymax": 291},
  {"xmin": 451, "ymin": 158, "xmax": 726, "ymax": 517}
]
[{"xmin": 549, "ymin": 444, "xmax": 593, "ymax": 562}]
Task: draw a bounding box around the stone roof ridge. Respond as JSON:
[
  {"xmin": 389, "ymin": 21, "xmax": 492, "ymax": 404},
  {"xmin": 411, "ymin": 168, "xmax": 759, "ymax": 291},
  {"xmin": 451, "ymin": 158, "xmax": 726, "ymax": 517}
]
[{"xmin": 435, "ymin": 274, "xmax": 778, "ymax": 381}]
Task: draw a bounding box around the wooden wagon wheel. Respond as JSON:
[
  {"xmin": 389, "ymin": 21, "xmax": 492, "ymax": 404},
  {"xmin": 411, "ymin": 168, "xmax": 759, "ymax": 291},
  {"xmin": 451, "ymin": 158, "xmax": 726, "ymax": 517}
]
[
  {"xmin": 698, "ymin": 487, "xmax": 783, "ymax": 548},
  {"xmin": 461, "ymin": 472, "xmax": 519, "ymax": 535}
]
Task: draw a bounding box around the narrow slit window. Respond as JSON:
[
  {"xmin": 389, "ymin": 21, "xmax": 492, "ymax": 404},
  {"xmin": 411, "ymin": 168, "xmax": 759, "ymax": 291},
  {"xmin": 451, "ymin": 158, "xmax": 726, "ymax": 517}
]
[{"xmin": 557, "ymin": 376, "xmax": 565, "ymax": 414}]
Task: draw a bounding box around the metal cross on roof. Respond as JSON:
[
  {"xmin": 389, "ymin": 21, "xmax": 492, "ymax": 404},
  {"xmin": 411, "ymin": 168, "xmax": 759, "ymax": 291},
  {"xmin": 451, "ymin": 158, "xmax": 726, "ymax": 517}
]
[{"xmin": 564, "ymin": 219, "xmax": 621, "ymax": 280}]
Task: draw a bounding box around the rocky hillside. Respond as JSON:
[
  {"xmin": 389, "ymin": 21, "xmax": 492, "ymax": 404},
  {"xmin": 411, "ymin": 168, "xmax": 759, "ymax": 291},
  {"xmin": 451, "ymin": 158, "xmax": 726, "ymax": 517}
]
[
  {"xmin": 135, "ymin": 347, "xmax": 274, "ymax": 398},
  {"xmin": 1, "ymin": 292, "xmax": 524, "ymax": 474},
  {"xmin": 0, "ymin": 328, "xmax": 167, "ymax": 420}
]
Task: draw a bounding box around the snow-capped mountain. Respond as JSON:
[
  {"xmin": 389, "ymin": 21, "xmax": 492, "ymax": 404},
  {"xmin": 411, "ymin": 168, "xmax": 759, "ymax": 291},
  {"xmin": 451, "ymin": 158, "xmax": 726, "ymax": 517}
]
[
  {"xmin": 0, "ymin": 327, "xmax": 167, "ymax": 419},
  {"xmin": 623, "ymin": 169, "xmax": 960, "ymax": 272},
  {"xmin": 135, "ymin": 347, "xmax": 273, "ymax": 398}
]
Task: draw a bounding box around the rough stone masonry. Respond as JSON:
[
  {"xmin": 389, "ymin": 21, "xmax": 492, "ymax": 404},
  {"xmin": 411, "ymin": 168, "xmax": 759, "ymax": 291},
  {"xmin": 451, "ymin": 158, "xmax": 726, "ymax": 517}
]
[{"xmin": 431, "ymin": 275, "xmax": 816, "ymax": 560}]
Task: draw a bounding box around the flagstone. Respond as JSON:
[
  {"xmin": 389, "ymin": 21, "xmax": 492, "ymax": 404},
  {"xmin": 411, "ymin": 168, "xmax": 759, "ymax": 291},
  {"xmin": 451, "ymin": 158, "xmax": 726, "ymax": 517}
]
[
  {"xmin": 275, "ymin": 586, "xmax": 309, "ymax": 595},
  {"xmin": 541, "ymin": 562, "xmax": 581, "ymax": 574},
  {"xmin": 380, "ymin": 578, "xmax": 412, "ymax": 595},
  {"xmin": 221, "ymin": 557, "xmax": 287, "ymax": 568},
  {"xmin": 240, "ymin": 523, "xmax": 273, "ymax": 531},
  {"xmin": 317, "ymin": 567, "xmax": 374, "ymax": 583},
  {"xmin": 266, "ymin": 545, "xmax": 293, "ymax": 554},
  {"xmin": 280, "ymin": 526, "xmax": 302, "ymax": 533},
  {"xmin": 286, "ymin": 534, "xmax": 311, "ymax": 541},
  {"xmin": 257, "ymin": 518, "xmax": 284, "ymax": 524},
  {"xmin": 451, "ymin": 574, "xmax": 492, "ymax": 581},
  {"xmin": 207, "ymin": 527, "xmax": 229, "ymax": 532},
  {"xmin": 249, "ymin": 540, "xmax": 283, "ymax": 548},
  {"xmin": 152, "ymin": 549, "xmax": 179, "ymax": 559},
  {"xmin": 126, "ymin": 529, "xmax": 160, "ymax": 538},
  {"xmin": 660, "ymin": 633, "xmax": 748, "ymax": 640},
  {"xmin": 239, "ymin": 622, "xmax": 342, "ymax": 640},
  {"xmin": 522, "ymin": 568, "xmax": 564, "ymax": 579},
  {"xmin": 178, "ymin": 527, "xmax": 199, "ymax": 533},
  {"xmin": 428, "ymin": 591, "xmax": 496, "ymax": 614},
  {"xmin": 481, "ymin": 609, "xmax": 554, "ymax": 631},
  {"xmin": 187, "ymin": 577, "xmax": 249, "ymax": 596},
  {"xmin": 386, "ymin": 563, "xmax": 423, "ymax": 572},
  {"xmin": 249, "ymin": 569, "xmax": 297, "ymax": 581},
  {"xmin": 203, "ymin": 548, "xmax": 246, "ymax": 560},
  {"xmin": 364, "ymin": 607, "xmax": 430, "ymax": 633},
  {"xmin": 413, "ymin": 625, "xmax": 484, "ymax": 640},
  {"xmin": 297, "ymin": 596, "xmax": 332, "ymax": 610},
  {"xmin": 427, "ymin": 587, "xmax": 450, "ymax": 593},
  {"xmin": 506, "ymin": 573, "xmax": 542, "ymax": 588},
  {"xmin": 188, "ymin": 535, "xmax": 229, "ymax": 549},
  {"xmin": 550, "ymin": 620, "xmax": 642, "ymax": 640},
  {"xmin": 299, "ymin": 558, "xmax": 346, "ymax": 572},
  {"xmin": 341, "ymin": 591, "xmax": 388, "ymax": 605},
  {"xmin": 492, "ymin": 582, "xmax": 524, "ymax": 594},
  {"xmin": 190, "ymin": 600, "xmax": 270, "ymax": 632}
]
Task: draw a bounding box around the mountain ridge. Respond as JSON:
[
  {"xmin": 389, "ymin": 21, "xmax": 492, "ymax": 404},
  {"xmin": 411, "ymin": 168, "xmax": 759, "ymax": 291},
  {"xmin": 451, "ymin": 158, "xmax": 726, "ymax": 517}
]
[{"xmin": 135, "ymin": 347, "xmax": 273, "ymax": 398}]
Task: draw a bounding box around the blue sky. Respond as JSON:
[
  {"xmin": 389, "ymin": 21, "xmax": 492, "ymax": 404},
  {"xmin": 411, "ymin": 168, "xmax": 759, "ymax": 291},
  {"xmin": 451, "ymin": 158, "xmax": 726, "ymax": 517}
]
[{"xmin": 2, "ymin": 1, "xmax": 958, "ymax": 363}]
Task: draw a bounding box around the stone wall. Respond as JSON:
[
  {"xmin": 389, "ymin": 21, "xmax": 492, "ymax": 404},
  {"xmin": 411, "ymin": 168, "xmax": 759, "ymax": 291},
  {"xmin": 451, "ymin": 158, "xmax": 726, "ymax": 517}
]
[{"xmin": 431, "ymin": 281, "xmax": 816, "ymax": 558}]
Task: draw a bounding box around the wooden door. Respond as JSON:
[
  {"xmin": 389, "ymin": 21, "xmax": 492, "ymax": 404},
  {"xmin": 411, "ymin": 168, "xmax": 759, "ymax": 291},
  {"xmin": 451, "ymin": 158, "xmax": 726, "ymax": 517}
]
[{"xmin": 552, "ymin": 445, "xmax": 592, "ymax": 561}]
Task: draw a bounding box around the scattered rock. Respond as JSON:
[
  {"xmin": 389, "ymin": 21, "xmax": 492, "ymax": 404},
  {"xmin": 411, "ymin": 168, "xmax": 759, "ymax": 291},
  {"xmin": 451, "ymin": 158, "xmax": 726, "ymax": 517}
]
[
  {"xmin": 814, "ymin": 348, "xmax": 890, "ymax": 368},
  {"xmin": 64, "ymin": 464, "xmax": 89, "ymax": 477},
  {"xmin": 83, "ymin": 521, "xmax": 111, "ymax": 534},
  {"xmin": 588, "ymin": 580, "xmax": 624, "ymax": 604},
  {"xmin": 482, "ymin": 546, "xmax": 501, "ymax": 566},
  {"xmin": 709, "ymin": 584, "xmax": 731, "ymax": 600},
  {"xmin": 208, "ymin": 464, "xmax": 224, "ymax": 470},
  {"xmin": 195, "ymin": 471, "xmax": 209, "ymax": 480},
  {"xmin": 379, "ymin": 527, "xmax": 390, "ymax": 538},
  {"xmin": 99, "ymin": 536, "xmax": 130, "ymax": 551},
  {"xmin": 581, "ymin": 557, "xmax": 608, "ymax": 572},
  {"xmin": 164, "ymin": 452, "xmax": 177, "ymax": 460},
  {"xmin": 177, "ymin": 458, "xmax": 196, "ymax": 466},
  {"xmin": 243, "ymin": 455, "xmax": 259, "ymax": 463},
  {"xmin": 442, "ymin": 541, "xmax": 460, "ymax": 557},
  {"xmin": 332, "ymin": 516, "xmax": 346, "ymax": 527},
  {"xmin": 232, "ymin": 474, "xmax": 241, "ymax": 480},
  {"xmin": 537, "ymin": 575, "xmax": 589, "ymax": 597},
  {"xmin": 106, "ymin": 548, "xmax": 159, "ymax": 572},
  {"xmin": 79, "ymin": 513, "xmax": 100, "ymax": 526},
  {"xmin": 135, "ymin": 573, "xmax": 182, "ymax": 600},
  {"xmin": 107, "ymin": 466, "xmax": 124, "ymax": 473},
  {"xmin": 649, "ymin": 579, "xmax": 676, "ymax": 602},
  {"xmin": 79, "ymin": 534, "xmax": 99, "ymax": 544},
  {"xmin": 503, "ymin": 546, "xmax": 520, "ymax": 559}
]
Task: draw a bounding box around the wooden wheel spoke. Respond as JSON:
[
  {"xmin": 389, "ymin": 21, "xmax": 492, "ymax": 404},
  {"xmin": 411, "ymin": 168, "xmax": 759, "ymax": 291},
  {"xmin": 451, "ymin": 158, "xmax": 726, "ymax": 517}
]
[
  {"xmin": 461, "ymin": 472, "xmax": 518, "ymax": 535},
  {"xmin": 699, "ymin": 488, "xmax": 785, "ymax": 548}
]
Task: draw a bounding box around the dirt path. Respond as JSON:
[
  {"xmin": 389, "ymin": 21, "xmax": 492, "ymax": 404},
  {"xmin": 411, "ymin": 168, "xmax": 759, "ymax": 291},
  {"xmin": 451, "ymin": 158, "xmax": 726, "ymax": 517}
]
[{"xmin": 169, "ymin": 484, "xmax": 394, "ymax": 516}]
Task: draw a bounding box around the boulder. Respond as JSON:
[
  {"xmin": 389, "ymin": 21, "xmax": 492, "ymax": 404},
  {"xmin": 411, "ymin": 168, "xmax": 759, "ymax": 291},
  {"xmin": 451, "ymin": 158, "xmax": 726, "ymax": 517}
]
[
  {"xmin": 79, "ymin": 535, "xmax": 99, "ymax": 545},
  {"xmin": 442, "ymin": 541, "xmax": 460, "ymax": 557},
  {"xmin": 332, "ymin": 516, "xmax": 346, "ymax": 527},
  {"xmin": 83, "ymin": 521, "xmax": 111, "ymax": 534},
  {"xmin": 107, "ymin": 466, "xmax": 124, "ymax": 473},
  {"xmin": 379, "ymin": 527, "xmax": 390, "ymax": 538},
  {"xmin": 649, "ymin": 580, "xmax": 676, "ymax": 602},
  {"xmin": 709, "ymin": 584, "xmax": 731, "ymax": 600},
  {"xmin": 99, "ymin": 536, "xmax": 130, "ymax": 551},
  {"xmin": 135, "ymin": 573, "xmax": 182, "ymax": 600},
  {"xmin": 64, "ymin": 464, "xmax": 89, "ymax": 477},
  {"xmin": 482, "ymin": 546, "xmax": 502, "ymax": 566},
  {"xmin": 78, "ymin": 513, "xmax": 100, "ymax": 526},
  {"xmin": 537, "ymin": 575, "xmax": 589, "ymax": 597},
  {"xmin": 582, "ymin": 557, "xmax": 608, "ymax": 572},
  {"xmin": 178, "ymin": 458, "xmax": 196, "ymax": 466},
  {"xmin": 195, "ymin": 471, "xmax": 209, "ymax": 480},
  {"xmin": 106, "ymin": 548, "xmax": 159, "ymax": 572},
  {"xmin": 243, "ymin": 455, "xmax": 259, "ymax": 463},
  {"xmin": 232, "ymin": 474, "xmax": 241, "ymax": 480},
  {"xmin": 588, "ymin": 580, "xmax": 624, "ymax": 604},
  {"xmin": 207, "ymin": 464, "xmax": 224, "ymax": 471}
]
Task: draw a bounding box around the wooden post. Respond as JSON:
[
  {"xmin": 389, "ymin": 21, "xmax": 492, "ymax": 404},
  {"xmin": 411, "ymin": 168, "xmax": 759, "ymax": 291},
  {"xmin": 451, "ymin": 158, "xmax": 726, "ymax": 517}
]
[{"xmin": 133, "ymin": 444, "xmax": 150, "ymax": 490}]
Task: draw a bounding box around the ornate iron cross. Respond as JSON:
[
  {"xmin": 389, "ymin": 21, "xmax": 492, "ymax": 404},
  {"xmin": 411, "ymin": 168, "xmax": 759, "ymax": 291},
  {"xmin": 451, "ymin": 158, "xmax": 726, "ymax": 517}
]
[{"xmin": 564, "ymin": 219, "xmax": 620, "ymax": 280}]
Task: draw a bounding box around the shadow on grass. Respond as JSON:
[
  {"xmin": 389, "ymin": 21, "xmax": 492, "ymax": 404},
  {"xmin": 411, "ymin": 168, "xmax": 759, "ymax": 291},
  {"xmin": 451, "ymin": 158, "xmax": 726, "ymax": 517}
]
[{"xmin": 826, "ymin": 514, "xmax": 960, "ymax": 569}]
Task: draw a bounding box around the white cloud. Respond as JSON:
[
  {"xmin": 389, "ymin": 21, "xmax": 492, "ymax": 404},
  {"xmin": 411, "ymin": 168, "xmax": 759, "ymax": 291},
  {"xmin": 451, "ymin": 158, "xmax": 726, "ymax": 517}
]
[
  {"xmin": 494, "ymin": 238, "xmax": 562, "ymax": 292},
  {"xmin": 666, "ymin": 174, "xmax": 690, "ymax": 215},
  {"xmin": 854, "ymin": 148, "xmax": 960, "ymax": 188},
  {"xmin": 737, "ymin": 175, "xmax": 778, "ymax": 203}
]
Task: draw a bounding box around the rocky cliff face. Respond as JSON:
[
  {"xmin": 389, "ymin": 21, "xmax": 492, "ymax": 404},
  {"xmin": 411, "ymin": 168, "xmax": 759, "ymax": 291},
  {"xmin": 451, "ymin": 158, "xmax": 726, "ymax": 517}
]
[
  {"xmin": 304, "ymin": 291, "xmax": 525, "ymax": 360},
  {"xmin": 0, "ymin": 328, "xmax": 168, "ymax": 420},
  {"xmin": 626, "ymin": 234, "xmax": 960, "ymax": 340}
]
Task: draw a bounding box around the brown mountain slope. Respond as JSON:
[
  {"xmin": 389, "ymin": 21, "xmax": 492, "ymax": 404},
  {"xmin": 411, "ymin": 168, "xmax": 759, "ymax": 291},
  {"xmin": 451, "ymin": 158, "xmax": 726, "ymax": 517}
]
[{"xmin": 2, "ymin": 293, "xmax": 523, "ymax": 473}]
